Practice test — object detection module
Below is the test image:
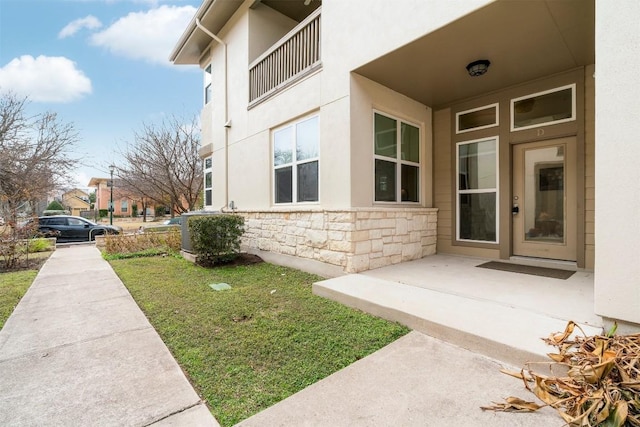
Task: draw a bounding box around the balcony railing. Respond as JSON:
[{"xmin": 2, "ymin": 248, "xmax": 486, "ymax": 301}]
[{"xmin": 249, "ymin": 8, "xmax": 321, "ymax": 105}]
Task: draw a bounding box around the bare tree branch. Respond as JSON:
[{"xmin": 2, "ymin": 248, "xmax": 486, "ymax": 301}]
[
  {"xmin": 115, "ymin": 114, "xmax": 203, "ymax": 215},
  {"xmin": 0, "ymin": 92, "xmax": 79, "ymax": 234}
]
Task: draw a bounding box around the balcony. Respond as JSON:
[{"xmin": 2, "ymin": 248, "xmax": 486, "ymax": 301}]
[{"xmin": 249, "ymin": 8, "xmax": 321, "ymax": 106}]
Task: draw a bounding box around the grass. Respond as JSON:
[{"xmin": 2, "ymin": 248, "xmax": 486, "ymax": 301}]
[
  {"xmin": 109, "ymin": 255, "xmax": 409, "ymax": 426},
  {"xmin": 0, "ymin": 270, "xmax": 37, "ymax": 329}
]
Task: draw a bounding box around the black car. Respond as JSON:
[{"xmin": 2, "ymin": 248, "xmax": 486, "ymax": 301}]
[{"xmin": 35, "ymin": 215, "xmax": 121, "ymax": 242}]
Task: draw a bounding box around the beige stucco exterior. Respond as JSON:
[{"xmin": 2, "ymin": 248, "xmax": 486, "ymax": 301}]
[{"xmin": 173, "ymin": 0, "xmax": 640, "ymax": 327}]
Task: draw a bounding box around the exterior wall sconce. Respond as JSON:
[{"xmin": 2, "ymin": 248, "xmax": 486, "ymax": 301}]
[{"xmin": 466, "ymin": 59, "xmax": 491, "ymax": 76}]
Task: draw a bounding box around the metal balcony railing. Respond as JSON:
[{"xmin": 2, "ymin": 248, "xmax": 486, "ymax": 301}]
[{"xmin": 249, "ymin": 9, "xmax": 321, "ymax": 104}]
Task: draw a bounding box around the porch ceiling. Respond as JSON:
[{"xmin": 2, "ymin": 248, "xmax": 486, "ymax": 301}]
[{"xmin": 353, "ymin": 0, "xmax": 594, "ymax": 108}]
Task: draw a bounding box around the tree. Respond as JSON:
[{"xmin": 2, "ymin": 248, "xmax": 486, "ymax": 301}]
[
  {"xmin": 46, "ymin": 200, "xmax": 64, "ymax": 211},
  {"xmin": 0, "ymin": 92, "xmax": 78, "ymax": 233},
  {"xmin": 115, "ymin": 114, "xmax": 203, "ymax": 216}
]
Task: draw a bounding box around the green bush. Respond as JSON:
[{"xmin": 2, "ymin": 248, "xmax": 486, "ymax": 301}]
[
  {"xmin": 131, "ymin": 204, "xmax": 138, "ymax": 217},
  {"xmin": 46, "ymin": 200, "xmax": 65, "ymax": 211},
  {"xmin": 24, "ymin": 238, "xmax": 54, "ymax": 253},
  {"xmin": 99, "ymin": 209, "xmax": 108, "ymax": 218},
  {"xmin": 188, "ymin": 214, "xmax": 244, "ymax": 266}
]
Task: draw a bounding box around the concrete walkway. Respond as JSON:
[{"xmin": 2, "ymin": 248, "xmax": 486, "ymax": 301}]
[{"xmin": 0, "ymin": 245, "xmax": 218, "ymax": 427}]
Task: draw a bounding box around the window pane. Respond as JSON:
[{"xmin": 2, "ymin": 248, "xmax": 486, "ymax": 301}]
[
  {"xmin": 513, "ymin": 87, "xmax": 573, "ymax": 129},
  {"xmin": 205, "ymin": 172, "xmax": 212, "ymax": 188},
  {"xmin": 205, "ymin": 158, "xmax": 211, "ymax": 169},
  {"xmin": 401, "ymin": 165, "xmax": 419, "ymax": 202},
  {"xmin": 297, "ymin": 161, "xmax": 318, "ymax": 202},
  {"xmin": 205, "ymin": 189, "xmax": 212, "ymax": 206},
  {"xmin": 458, "ymin": 140, "xmax": 496, "ymax": 190},
  {"xmin": 296, "ymin": 116, "xmax": 319, "ymax": 161},
  {"xmin": 375, "ymin": 159, "xmax": 396, "ymax": 202},
  {"xmin": 459, "ymin": 193, "xmax": 496, "ymax": 242},
  {"xmin": 374, "ymin": 113, "xmax": 397, "ymax": 158},
  {"xmin": 458, "ymin": 105, "xmax": 497, "ymax": 132},
  {"xmin": 274, "ymin": 127, "xmax": 293, "ymax": 166},
  {"xmin": 275, "ymin": 166, "xmax": 292, "ymax": 203},
  {"xmin": 401, "ymin": 123, "xmax": 419, "ymax": 162}
]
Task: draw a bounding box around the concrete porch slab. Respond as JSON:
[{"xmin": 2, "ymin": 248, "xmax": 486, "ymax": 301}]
[{"xmin": 313, "ymin": 254, "xmax": 603, "ymax": 367}]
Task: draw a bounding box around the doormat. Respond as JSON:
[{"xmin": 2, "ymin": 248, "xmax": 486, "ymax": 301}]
[{"xmin": 477, "ymin": 261, "xmax": 575, "ymax": 280}]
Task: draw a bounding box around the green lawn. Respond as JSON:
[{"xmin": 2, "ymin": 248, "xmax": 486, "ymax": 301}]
[
  {"xmin": 0, "ymin": 270, "xmax": 36, "ymax": 329},
  {"xmin": 109, "ymin": 255, "xmax": 409, "ymax": 426}
]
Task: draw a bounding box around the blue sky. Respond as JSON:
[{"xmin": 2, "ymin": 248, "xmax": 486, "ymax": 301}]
[{"xmin": 0, "ymin": 0, "xmax": 203, "ymax": 191}]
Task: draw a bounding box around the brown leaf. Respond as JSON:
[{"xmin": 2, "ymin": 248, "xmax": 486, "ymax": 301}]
[{"xmin": 481, "ymin": 397, "xmax": 543, "ymax": 412}]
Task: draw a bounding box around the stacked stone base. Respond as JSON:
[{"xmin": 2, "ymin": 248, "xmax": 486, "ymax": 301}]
[{"xmin": 238, "ymin": 208, "xmax": 437, "ymax": 273}]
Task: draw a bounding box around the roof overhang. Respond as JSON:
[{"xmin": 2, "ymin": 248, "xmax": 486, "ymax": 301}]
[
  {"xmin": 353, "ymin": 0, "xmax": 594, "ymax": 108},
  {"xmin": 170, "ymin": 0, "xmax": 243, "ymax": 65}
]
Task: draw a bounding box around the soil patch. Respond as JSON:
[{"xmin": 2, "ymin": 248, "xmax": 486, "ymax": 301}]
[
  {"xmin": 0, "ymin": 252, "xmax": 51, "ymax": 273},
  {"xmin": 212, "ymin": 253, "xmax": 264, "ymax": 267}
]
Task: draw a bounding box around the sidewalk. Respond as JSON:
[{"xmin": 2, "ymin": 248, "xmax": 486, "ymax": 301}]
[{"xmin": 0, "ymin": 245, "xmax": 218, "ymax": 427}]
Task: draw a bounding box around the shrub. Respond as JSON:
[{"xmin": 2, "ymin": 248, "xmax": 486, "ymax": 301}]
[
  {"xmin": 103, "ymin": 229, "xmax": 181, "ymax": 255},
  {"xmin": 188, "ymin": 214, "xmax": 244, "ymax": 266},
  {"xmin": 99, "ymin": 209, "xmax": 108, "ymax": 218},
  {"xmin": 24, "ymin": 238, "xmax": 54, "ymax": 253},
  {"xmin": 46, "ymin": 200, "xmax": 65, "ymax": 211},
  {"xmin": 132, "ymin": 204, "xmax": 138, "ymax": 217}
]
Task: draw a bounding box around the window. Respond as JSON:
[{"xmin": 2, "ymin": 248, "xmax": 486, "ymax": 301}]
[
  {"xmin": 273, "ymin": 115, "xmax": 319, "ymax": 204},
  {"xmin": 121, "ymin": 200, "xmax": 128, "ymax": 213},
  {"xmin": 374, "ymin": 112, "xmax": 420, "ymax": 203},
  {"xmin": 456, "ymin": 137, "xmax": 498, "ymax": 243},
  {"xmin": 511, "ymin": 84, "xmax": 575, "ymax": 131},
  {"xmin": 204, "ymin": 157, "xmax": 212, "ymax": 207},
  {"xmin": 204, "ymin": 64, "xmax": 212, "ymax": 105},
  {"xmin": 456, "ymin": 103, "xmax": 498, "ymax": 134}
]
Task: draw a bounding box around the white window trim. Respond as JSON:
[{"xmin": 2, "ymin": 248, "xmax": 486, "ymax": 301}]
[
  {"xmin": 455, "ymin": 136, "xmax": 500, "ymax": 244},
  {"xmin": 455, "ymin": 102, "xmax": 499, "ymax": 134},
  {"xmin": 204, "ymin": 156, "xmax": 213, "ymax": 207},
  {"xmin": 510, "ymin": 83, "xmax": 576, "ymax": 132},
  {"xmin": 372, "ymin": 110, "xmax": 422, "ymax": 204},
  {"xmin": 272, "ymin": 114, "xmax": 320, "ymax": 205},
  {"xmin": 204, "ymin": 64, "xmax": 212, "ymax": 106}
]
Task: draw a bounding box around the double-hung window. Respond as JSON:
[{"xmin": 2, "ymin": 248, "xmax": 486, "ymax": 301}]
[
  {"xmin": 456, "ymin": 137, "xmax": 499, "ymax": 243},
  {"xmin": 204, "ymin": 157, "xmax": 212, "ymax": 207},
  {"xmin": 273, "ymin": 115, "xmax": 319, "ymax": 204},
  {"xmin": 374, "ymin": 112, "xmax": 420, "ymax": 203}
]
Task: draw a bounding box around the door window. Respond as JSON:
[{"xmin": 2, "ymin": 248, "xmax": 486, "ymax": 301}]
[{"xmin": 522, "ymin": 145, "xmax": 565, "ymax": 243}]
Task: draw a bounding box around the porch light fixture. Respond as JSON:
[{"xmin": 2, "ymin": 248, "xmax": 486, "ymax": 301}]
[{"xmin": 466, "ymin": 59, "xmax": 491, "ymax": 77}]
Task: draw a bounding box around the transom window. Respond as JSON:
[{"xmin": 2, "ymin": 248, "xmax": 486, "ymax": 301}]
[
  {"xmin": 374, "ymin": 112, "xmax": 420, "ymax": 203},
  {"xmin": 456, "ymin": 137, "xmax": 499, "ymax": 243},
  {"xmin": 511, "ymin": 84, "xmax": 575, "ymax": 131},
  {"xmin": 456, "ymin": 103, "xmax": 498, "ymax": 134},
  {"xmin": 204, "ymin": 157, "xmax": 212, "ymax": 207},
  {"xmin": 273, "ymin": 115, "xmax": 319, "ymax": 204}
]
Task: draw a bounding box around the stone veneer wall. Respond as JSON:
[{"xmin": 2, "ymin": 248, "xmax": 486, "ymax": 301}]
[{"xmin": 238, "ymin": 208, "xmax": 438, "ymax": 273}]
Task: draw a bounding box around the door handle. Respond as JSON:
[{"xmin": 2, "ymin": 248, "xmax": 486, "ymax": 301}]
[{"xmin": 512, "ymin": 204, "xmax": 519, "ymax": 214}]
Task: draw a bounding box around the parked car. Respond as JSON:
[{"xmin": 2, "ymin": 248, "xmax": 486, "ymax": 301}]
[
  {"xmin": 142, "ymin": 216, "xmax": 182, "ymax": 233},
  {"xmin": 33, "ymin": 215, "xmax": 121, "ymax": 242},
  {"xmin": 162, "ymin": 217, "xmax": 182, "ymax": 226}
]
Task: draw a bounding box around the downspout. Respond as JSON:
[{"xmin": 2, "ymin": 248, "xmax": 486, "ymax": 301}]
[{"xmin": 195, "ymin": 18, "xmax": 230, "ymax": 211}]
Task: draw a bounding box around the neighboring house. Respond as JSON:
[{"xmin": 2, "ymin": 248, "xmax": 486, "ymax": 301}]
[
  {"xmin": 61, "ymin": 188, "xmax": 90, "ymax": 217},
  {"xmin": 87, "ymin": 177, "xmax": 150, "ymax": 217},
  {"xmin": 171, "ymin": 1, "xmax": 640, "ymax": 328}
]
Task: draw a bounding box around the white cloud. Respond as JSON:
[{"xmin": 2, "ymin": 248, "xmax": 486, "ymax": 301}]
[
  {"xmin": 89, "ymin": 5, "xmax": 196, "ymax": 66},
  {"xmin": 59, "ymin": 15, "xmax": 103, "ymax": 39},
  {"xmin": 0, "ymin": 55, "xmax": 92, "ymax": 103}
]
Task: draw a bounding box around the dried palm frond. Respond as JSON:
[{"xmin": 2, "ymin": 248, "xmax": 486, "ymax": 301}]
[{"xmin": 483, "ymin": 321, "xmax": 640, "ymax": 427}]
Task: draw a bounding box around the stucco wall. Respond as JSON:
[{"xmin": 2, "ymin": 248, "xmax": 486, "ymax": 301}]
[
  {"xmin": 349, "ymin": 74, "xmax": 432, "ymax": 208},
  {"xmin": 594, "ymin": 1, "xmax": 640, "ymax": 326}
]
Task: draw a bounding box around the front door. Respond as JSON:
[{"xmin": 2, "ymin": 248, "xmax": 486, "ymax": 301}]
[{"xmin": 512, "ymin": 137, "xmax": 576, "ymax": 261}]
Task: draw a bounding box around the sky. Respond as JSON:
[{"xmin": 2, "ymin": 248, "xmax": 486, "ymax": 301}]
[{"xmin": 0, "ymin": 0, "xmax": 204, "ymax": 192}]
